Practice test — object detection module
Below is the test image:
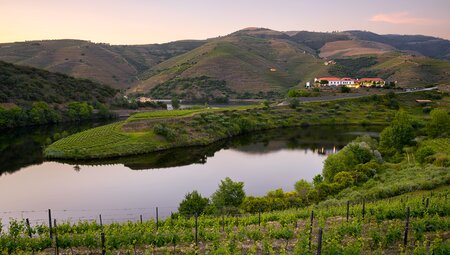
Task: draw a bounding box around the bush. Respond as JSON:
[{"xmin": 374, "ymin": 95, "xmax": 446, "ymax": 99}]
[
  {"xmin": 340, "ymin": 86, "xmax": 351, "ymax": 93},
  {"xmin": 211, "ymin": 177, "xmax": 245, "ymax": 213},
  {"xmin": 178, "ymin": 190, "xmax": 209, "ymax": 217},
  {"xmin": 416, "ymin": 146, "xmax": 435, "ymax": 164},
  {"xmin": 426, "ymin": 108, "xmax": 450, "ymax": 138},
  {"xmin": 153, "ymin": 123, "xmax": 176, "ymax": 141},
  {"xmin": 380, "ymin": 110, "xmax": 415, "ymax": 152}
]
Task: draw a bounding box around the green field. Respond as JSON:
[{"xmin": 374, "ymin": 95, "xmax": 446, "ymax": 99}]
[{"xmin": 44, "ymin": 91, "xmax": 447, "ymax": 159}]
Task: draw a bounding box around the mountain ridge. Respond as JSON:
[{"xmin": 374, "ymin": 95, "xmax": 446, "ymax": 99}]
[{"xmin": 1, "ymin": 28, "xmax": 449, "ymax": 99}]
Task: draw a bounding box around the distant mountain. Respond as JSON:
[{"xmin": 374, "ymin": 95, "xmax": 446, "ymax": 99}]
[
  {"xmin": 1, "ymin": 29, "xmax": 450, "ymax": 99},
  {"xmin": 0, "ymin": 61, "xmax": 117, "ymax": 105},
  {"xmin": 0, "ymin": 39, "xmax": 205, "ymax": 89}
]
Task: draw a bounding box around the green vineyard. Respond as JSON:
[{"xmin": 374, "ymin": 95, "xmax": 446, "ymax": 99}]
[{"xmin": 1, "ymin": 188, "xmax": 449, "ymax": 254}]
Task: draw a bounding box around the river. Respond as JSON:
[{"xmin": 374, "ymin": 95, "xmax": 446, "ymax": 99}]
[{"xmin": 0, "ymin": 122, "xmax": 382, "ymax": 225}]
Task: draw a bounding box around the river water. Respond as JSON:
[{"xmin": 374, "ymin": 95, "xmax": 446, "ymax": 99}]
[{"xmin": 0, "ymin": 122, "xmax": 381, "ymax": 225}]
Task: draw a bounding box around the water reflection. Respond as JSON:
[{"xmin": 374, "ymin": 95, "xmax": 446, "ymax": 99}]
[
  {"xmin": 52, "ymin": 125, "xmax": 383, "ymax": 171},
  {"xmin": 0, "ymin": 124, "xmax": 382, "ymax": 223},
  {"xmin": 0, "ymin": 120, "xmax": 115, "ymax": 175}
]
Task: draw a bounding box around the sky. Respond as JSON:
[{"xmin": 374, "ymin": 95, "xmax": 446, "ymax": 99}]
[{"xmin": 1, "ymin": 0, "xmax": 450, "ymax": 44}]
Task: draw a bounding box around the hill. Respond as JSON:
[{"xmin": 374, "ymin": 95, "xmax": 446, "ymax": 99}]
[
  {"xmin": 0, "ymin": 61, "xmax": 117, "ymax": 105},
  {"xmin": 1, "ymin": 29, "xmax": 450, "ymax": 97},
  {"xmin": 131, "ymin": 28, "xmax": 328, "ymax": 100},
  {"xmin": 0, "ymin": 39, "xmax": 205, "ymax": 89},
  {"xmin": 130, "ymin": 28, "xmax": 450, "ymax": 99}
]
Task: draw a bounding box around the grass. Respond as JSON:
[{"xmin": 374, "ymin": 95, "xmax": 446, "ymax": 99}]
[{"xmin": 44, "ymin": 91, "xmax": 448, "ymax": 160}]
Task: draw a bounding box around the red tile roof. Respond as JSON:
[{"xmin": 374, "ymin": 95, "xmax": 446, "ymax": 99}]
[{"xmin": 359, "ymin": 78, "xmax": 384, "ymax": 82}]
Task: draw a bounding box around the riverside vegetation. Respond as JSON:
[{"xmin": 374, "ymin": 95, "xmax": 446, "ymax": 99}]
[
  {"xmin": 45, "ymin": 90, "xmax": 444, "ymax": 159},
  {"xmin": 2, "ymin": 90, "xmax": 450, "ymax": 254}
]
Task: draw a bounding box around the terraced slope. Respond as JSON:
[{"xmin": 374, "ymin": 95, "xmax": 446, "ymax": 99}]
[
  {"xmin": 131, "ymin": 29, "xmax": 327, "ymax": 98},
  {"xmin": 0, "ymin": 40, "xmax": 204, "ymax": 89}
]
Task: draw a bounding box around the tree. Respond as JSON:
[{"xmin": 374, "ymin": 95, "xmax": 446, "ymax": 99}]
[
  {"xmin": 211, "ymin": 177, "xmax": 245, "ymax": 212},
  {"xmin": 340, "ymin": 86, "xmax": 351, "ymax": 93},
  {"xmin": 313, "ymin": 174, "xmax": 323, "ymax": 187},
  {"xmin": 380, "ymin": 110, "xmax": 414, "ymax": 152},
  {"xmin": 178, "ymin": 190, "xmax": 209, "ymax": 217},
  {"xmin": 294, "ymin": 179, "xmax": 313, "ymax": 198},
  {"xmin": 323, "ymin": 141, "xmax": 373, "ymax": 182},
  {"xmin": 333, "ymin": 171, "xmax": 354, "ymax": 188},
  {"xmin": 171, "ymin": 98, "xmax": 180, "ymax": 109},
  {"xmin": 289, "ymin": 98, "xmax": 300, "ymax": 109},
  {"xmin": 426, "ymin": 108, "xmax": 450, "ymax": 138}
]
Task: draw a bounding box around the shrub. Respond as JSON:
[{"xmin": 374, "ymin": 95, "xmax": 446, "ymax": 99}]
[
  {"xmin": 416, "ymin": 146, "xmax": 435, "ymax": 164},
  {"xmin": 178, "ymin": 191, "xmax": 209, "ymax": 217},
  {"xmin": 426, "ymin": 108, "xmax": 450, "ymax": 138}
]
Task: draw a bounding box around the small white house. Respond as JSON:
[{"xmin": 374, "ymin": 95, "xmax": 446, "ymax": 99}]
[{"xmin": 316, "ymin": 77, "xmax": 355, "ymax": 86}]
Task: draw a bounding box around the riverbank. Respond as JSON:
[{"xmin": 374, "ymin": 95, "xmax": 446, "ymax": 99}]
[{"xmin": 44, "ymin": 91, "xmax": 447, "ymax": 159}]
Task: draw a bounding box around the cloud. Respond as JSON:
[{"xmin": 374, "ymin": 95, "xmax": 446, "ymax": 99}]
[{"xmin": 370, "ymin": 12, "xmax": 438, "ymax": 25}]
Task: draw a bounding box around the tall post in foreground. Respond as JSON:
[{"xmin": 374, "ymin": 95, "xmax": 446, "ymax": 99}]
[
  {"xmin": 346, "ymin": 201, "xmax": 350, "ymax": 222},
  {"xmin": 48, "ymin": 209, "xmax": 53, "ymax": 239},
  {"xmin": 53, "ymin": 219, "xmax": 59, "ymax": 255},
  {"xmin": 26, "ymin": 218, "xmax": 32, "ymax": 238},
  {"xmin": 101, "ymin": 232, "xmax": 106, "ymax": 255},
  {"xmin": 156, "ymin": 207, "xmax": 159, "ymax": 231},
  {"xmin": 317, "ymin": 228, "xmax": 323, "ymax": 255},
  {"xmin": 404, "ymin": 206, "xmax": 410, "ymax": 246},
  {"xmin": 194, "ymin": 213, "xmax": 198, "ymax": 247},
  {"xmin": 309, "ymin": 210, "xmax": 314, "ymax": 249},
  {"xmin": 99, "ymin": 214, "xmax": 103, "ymax": 228}
]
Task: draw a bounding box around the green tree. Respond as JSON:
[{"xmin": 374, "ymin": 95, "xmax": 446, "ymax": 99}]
[
  {"xmin": 289, "ymin": 98, "xmax": 300, "ymax": 109},
  {"xmin": 171, "ymin": 98, "xmax": 180, "ymax": 109},
  {"xmin": 294, "ymin": 179, "xmax": 312, "ymax": 198},
  {"xmin": 323, "ymin": 141, "xmax": 373, "ymax": 182},
  {"xmin": 333, "ymin": 171, "xmax": 354, "ymax": 188},
  {"xmin": 66, "ymin": 102, "xmax": 93, "ymax": 121},
  {"xmin": 313, "ymin": 174, "xmax": 323, "ymax": 186},
  {"xmin": 211, "ymin": 177, "xmax": 245, "ymax": 212},
  {"xmin": 426, "ymin": 108, "xmax": 450, "ymax": 138},
  {"xmin": 380, "ymin": 110, "xmax": 414, "ymax": 152},
  {"xmin": 178, "ymin": 190, "xmax": 209, "ymax": 217},
  {"xmin": 340, "ymin": 86, "xmax": 351, "ymax": 93}
]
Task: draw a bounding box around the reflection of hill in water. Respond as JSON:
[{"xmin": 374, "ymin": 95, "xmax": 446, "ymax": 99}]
[
  {"xmin": 0, "ymin": 121, "xmax": 115, "ymax": 175},
  {"xmin": 58, "ymin": 125, "xmax": 382, "ymax": 170}
]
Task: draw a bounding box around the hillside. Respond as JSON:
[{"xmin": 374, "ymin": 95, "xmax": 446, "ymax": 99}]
[
  {"xmin": 131, "ymin": 28, "xmax": 328, "ymax": 100},
  {"xmin": 0, "ymin": 61, "xmax": 117, "ymax": 105},
  {"xmin": 1, "ymin": 29, "xmax": 450, "ymax": 97},
  {"xmin": 0, "ymin": 39, "xmax": 204, "ymax": 89}
]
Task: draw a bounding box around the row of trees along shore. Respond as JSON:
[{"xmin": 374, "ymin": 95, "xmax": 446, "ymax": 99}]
[
  {"xmin": 177, "ymin": 108, "xmax": 449, "ymax": 216},
  {"xmin": 0, "ymin": 101, "xmax": 116, "ymax": 129}
]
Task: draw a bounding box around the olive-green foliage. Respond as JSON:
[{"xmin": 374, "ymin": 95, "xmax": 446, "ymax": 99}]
[
  {"xmin": 171, "ymin": 98, "xmax": 180, "ymax": 109},
  {"xmin": 241, "ymin": 189, "xmax": 302, "ymax": 213},
  {"xmin": 150, "ymin": 76, "xmax": 232, "ymax": 103},
  {"xmin": 380, "ymin": 110, "xmax": 415, "ymax": 152},
  {"xmin": 0, "ymin": 61, "xmax": 116, "ymax": 105},
  {"xmin": 323, "ymin": 141, "xmax": 374, "ymax": 182},
  {"xmin": 0, "ymin": 101, "xmax": 112, "ymax": 129},
  {"xmin": 211, "ymin": 177, "xmax": 245, "ymax": 212},
  {"xmin": 416, "ymin": 146, "xmax": 436, "ymax": 164},
  {"xmin": 426, "ymin": 108, "xmax": 450, "ymax": 138},
  {"xmin": 178, "ymin": 190, "xmax": 209, "ymax": 217},
  {"xmin": 340, "ymin": 86, "xmax": 351, "ymax": 93},
  {"xmin": 153, "ymin": 123, "xmax": 176, "ymax": 141}
]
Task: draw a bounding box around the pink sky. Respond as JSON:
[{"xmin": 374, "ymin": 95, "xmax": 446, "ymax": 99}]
[{"xmin": 1, "ymin": 0, "xmax": 449, "ymax": 44}]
